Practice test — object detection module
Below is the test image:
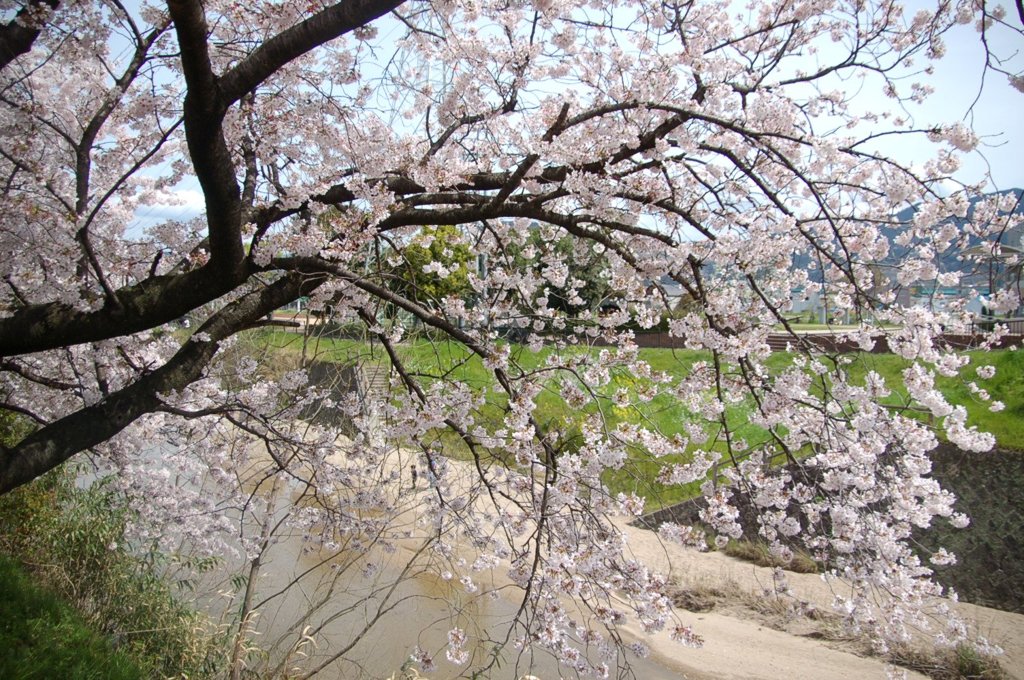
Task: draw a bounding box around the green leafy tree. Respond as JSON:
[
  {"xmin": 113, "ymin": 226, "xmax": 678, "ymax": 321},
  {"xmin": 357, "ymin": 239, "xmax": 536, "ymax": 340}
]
[
  {"xmin": 520, "ymin": 228, "xmax": 611, "ymax": 314},
  {"xmin": 389, "ymin": 225, "xmax": 476, "ymax": 308}
]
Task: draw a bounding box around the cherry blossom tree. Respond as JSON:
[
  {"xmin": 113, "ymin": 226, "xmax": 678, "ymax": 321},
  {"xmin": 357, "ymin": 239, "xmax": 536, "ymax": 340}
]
[{"xmin": 0, "ymin": 0, "xmax": 1022, "ymax": 675}]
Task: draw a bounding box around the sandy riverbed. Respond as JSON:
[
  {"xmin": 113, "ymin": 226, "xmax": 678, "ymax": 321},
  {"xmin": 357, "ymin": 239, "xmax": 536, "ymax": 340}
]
[
  {"xmin": 365, "ymin": 445, "xmax": 1024, "ymax": 680},
  {"xmin": 615, "ymin": 516, "xmax": 1024, "ymax": 680},
  {"xmin": 224, "ymin": 430, "xmax": 1024, "ymax": 680}
]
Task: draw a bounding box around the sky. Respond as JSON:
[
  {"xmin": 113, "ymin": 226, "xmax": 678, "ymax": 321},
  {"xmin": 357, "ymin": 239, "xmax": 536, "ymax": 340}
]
[
  {"xmin": 129, "ymin": 1, "xmax": 1024, "ymax": 235},
  {"xmin": 882, "ymin": 1, "xmax": 1023, "ymax": 191}
]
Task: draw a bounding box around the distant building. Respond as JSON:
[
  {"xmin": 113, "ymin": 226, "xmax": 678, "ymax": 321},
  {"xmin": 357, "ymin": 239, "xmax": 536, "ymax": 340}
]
[{"xmin": 787, "ymin": 188, "xmax": 1023, "ymax": 322}]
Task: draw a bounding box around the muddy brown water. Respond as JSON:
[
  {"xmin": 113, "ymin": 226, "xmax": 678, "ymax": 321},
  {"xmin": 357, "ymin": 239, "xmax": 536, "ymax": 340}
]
[{"xmin": 177, "ymin": 469, "xmax": 686, "ymax": 680}]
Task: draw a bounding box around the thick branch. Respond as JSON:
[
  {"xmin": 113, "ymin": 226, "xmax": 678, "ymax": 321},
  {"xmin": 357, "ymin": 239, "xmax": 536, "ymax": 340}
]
[
  {"xmin": 0, "ymin": 273, "xmax": 322, "ymax": 494},
  {"xmin": 0, "ymin": 267, "xmax": 244, "ymax": 357},
  {"xmin": 219, "ymin": 0, "xmax": 403, "ymax": 105},
  {"xmin": 167, "ymin": 0, "xmax": 245, "ymax": 271},
  {"xmin": 0, "ymin": 0, "xmax": 59, "ymax": 71},
  {"xmin": 251, "ymin": 106, "xmax": 691, "ymax": 230}
]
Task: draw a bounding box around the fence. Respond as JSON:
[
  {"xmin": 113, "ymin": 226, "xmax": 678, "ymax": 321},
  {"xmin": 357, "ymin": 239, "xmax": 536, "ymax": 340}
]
[
  {"xmin": 969, "ymin": 317, "xmax": 1024, "ymax": 335},
  {"xmin": 610, "ymin": 330, "xmax": 1022, "ymax": 353}
]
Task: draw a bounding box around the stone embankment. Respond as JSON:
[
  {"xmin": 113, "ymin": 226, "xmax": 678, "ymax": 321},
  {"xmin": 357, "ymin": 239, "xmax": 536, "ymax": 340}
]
[{"xmin": 637, "ymin": 444, "xmax": 1024, "ymax": 616}]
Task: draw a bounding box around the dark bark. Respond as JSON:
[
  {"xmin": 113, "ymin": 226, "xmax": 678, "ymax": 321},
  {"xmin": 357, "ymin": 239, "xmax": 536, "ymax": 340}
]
[
  {"xmin": 0, "ymin": 266, "xmax": 245, "ymax": 357},
  {"xmin": 167, "ymin": 0, "xmax": 246, "ymax": 273},
  {"xmin": 219, "ymin": 0, "xmax": 404, "ymax": 105},
  {"xmin": 0, "ymin": 0, "xmax": 59, "ymax": 71}
]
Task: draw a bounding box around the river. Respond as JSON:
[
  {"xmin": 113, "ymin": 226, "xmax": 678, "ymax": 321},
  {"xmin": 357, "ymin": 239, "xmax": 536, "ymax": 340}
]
[{"xmin": 168, "ymin": 445, "xmax": 687, "ymax": 680}]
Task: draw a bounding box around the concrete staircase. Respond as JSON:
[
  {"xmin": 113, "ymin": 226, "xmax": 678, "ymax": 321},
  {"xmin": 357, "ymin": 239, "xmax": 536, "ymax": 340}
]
[
  {"xmin": 356, "ymin": 363, "xmax": 391, "ymax": 403},
  {"xmin": 765, "ymin": 334, "xmax": 797, "ymax": 352}
]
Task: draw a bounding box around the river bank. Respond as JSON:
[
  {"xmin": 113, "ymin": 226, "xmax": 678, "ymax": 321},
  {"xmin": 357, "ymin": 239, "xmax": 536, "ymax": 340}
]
[{"xmin": 616, "ymin": 515, "xmax": 1023, "ymax": 680}]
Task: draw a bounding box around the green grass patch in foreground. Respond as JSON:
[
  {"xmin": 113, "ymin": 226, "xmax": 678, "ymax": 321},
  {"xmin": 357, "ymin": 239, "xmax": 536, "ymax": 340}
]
[
  {"xmin": 0, "ymin": 553, "xmax": 143, "ymax": 680},
  {"xmin": 0, "ymin": 467, "xmax": 222, "ymax": 679}
]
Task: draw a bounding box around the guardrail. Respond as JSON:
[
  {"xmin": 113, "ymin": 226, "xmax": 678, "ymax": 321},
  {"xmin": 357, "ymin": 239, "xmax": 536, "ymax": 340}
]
[{"xmin": 970, "ymin": 317, "xmax": 1024, "ymax": 335}]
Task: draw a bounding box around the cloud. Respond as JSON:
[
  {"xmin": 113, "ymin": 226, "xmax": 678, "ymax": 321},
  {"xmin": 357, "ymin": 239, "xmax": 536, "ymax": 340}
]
[
  {"xmin": 128, "ymin": 188, "xmax": 206, "ymax": 236},
  {"xmin": 135, "ymin": 188, "xmax": 206, "ymax": 220}
]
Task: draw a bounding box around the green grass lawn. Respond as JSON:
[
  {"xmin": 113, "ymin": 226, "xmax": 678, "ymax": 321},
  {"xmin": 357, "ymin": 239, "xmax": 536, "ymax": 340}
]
[
  {"xmin": 842, "ymin": 349, "xmax": 1024, "ymax": 448},
  {"xmin": 256, "ymin": 330, "xmax": 1023, "ymax": 508}
]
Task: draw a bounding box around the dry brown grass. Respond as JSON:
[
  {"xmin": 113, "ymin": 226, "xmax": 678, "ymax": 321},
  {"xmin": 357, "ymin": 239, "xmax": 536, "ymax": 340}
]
[
  {"xmin": 722, "ymin": 539, "xmax": 820, "ymax": 574},
  {"xmin": 667, "ymin": 577, "xmax": 1008, "ymax": 680},
  {"xmin": 887, "ymin": 643, "xmax": 1007, "ymax": 680},
  {"xmin": 669, "ymin": 578, "xmax": 739, "ymax": 612}
]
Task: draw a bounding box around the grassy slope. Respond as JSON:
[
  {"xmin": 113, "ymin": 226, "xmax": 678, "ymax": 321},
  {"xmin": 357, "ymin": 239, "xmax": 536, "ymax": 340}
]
[
  {"xmin": 0, "ymin": 554, "xmax": 143, "ymax": 680},
  {"xmin": 258, "ymin": 330, "xmax": 1022, "ymax": 507},
  {"xmin": 846, "ymin": 349, "xmax": 1024, "ymax": 448}
]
